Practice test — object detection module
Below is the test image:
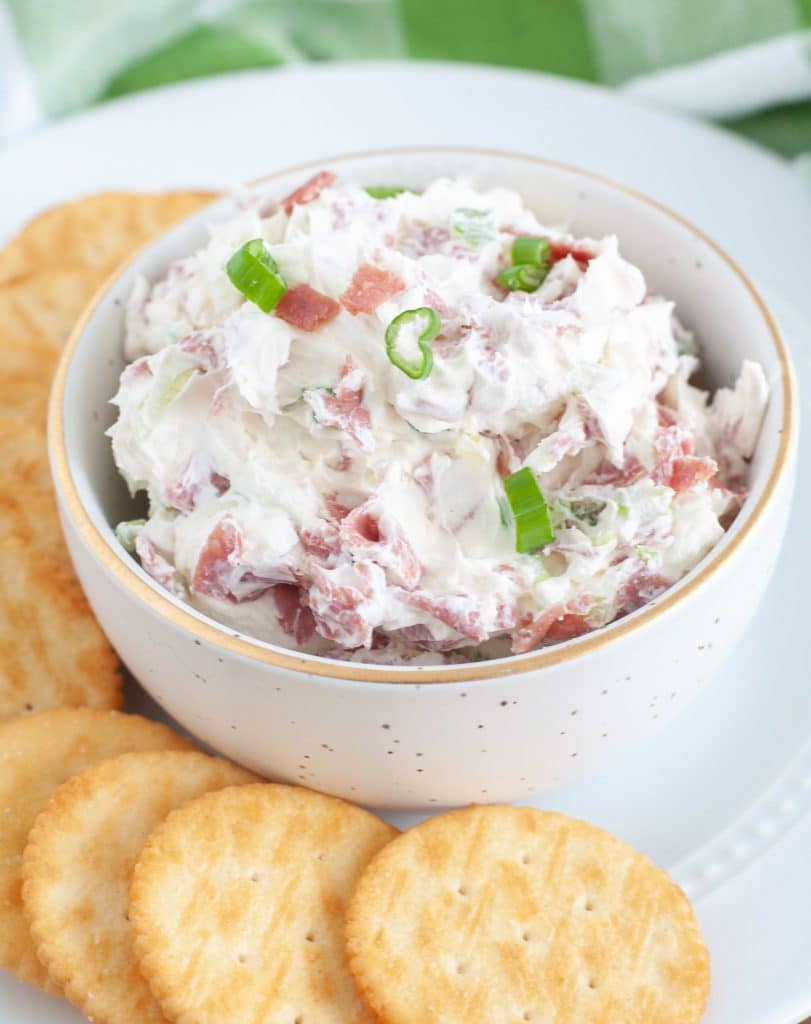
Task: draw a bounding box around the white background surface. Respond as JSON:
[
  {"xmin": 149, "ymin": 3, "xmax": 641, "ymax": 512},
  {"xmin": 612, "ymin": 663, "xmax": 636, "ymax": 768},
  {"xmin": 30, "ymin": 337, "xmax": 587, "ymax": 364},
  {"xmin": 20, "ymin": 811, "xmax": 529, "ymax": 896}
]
[{"xmin": 1, "ymin": 62, "xmax": 809, "ymax": 1023}]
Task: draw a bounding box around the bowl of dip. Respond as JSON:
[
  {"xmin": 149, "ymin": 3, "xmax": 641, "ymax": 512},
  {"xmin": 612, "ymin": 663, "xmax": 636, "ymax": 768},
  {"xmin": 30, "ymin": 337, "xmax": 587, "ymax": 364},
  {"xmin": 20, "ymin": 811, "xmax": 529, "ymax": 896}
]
[{"xmin": 49, "ymin": 148, "xmax": 797, "ymax": 808}]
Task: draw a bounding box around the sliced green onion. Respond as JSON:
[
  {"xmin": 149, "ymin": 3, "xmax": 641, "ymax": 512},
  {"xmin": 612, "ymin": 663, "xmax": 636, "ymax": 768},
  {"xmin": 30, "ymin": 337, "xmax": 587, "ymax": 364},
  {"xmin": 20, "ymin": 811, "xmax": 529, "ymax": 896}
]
[
  {"xmin": 568, "ymin": 498, "xmax": 606, "ymax": 527},
  {"xmin": 451, "ymin": 207, "xmax": 496, "ymax": 246},
  {"xmin": 115, "ymin": 519, "xmax": 145, "ymax": 553},
  {"xmin": 511, "ymin": 236, "xmax": 551, "ymax": 272},
  {"xmin": 365, "ymin": 185, "xmax": 417, "ymax": 199},
  {"xmin": 385, "ymin": 307, "xmax": 441, "ymax": 380},
  {"xmin": 498, "ymin": 237, "xmax": 551, "ymax": 293},
  {"xmin": 225, "ymin": 238, "xmax": 287, "ymax": 312},
  {"xmin": 156, "ymin": 368, "xmax": 195, "ymax": 411},
  {"xmin": 503, "ymin": 467, "xmax": 555, "ymax": 552},
  {"xmin": 497, "ymin": 264, "xmax": 545, "ymax": 293}
]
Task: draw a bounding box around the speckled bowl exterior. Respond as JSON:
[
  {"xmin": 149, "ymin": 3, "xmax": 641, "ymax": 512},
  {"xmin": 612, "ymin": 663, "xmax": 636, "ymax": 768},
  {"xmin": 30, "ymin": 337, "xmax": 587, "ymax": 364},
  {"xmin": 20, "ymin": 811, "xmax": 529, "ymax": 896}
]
[{"xmin": 49, "ymin": 148, "xmax": 797, "ymax": 808}]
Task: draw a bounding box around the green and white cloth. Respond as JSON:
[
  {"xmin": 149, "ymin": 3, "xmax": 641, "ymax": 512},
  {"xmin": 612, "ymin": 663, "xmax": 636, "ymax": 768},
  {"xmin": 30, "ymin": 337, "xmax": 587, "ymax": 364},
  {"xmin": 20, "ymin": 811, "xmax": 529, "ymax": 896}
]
[{"xmin": 1, "ymin": 0, "xmax": 810, "ymax": 176}]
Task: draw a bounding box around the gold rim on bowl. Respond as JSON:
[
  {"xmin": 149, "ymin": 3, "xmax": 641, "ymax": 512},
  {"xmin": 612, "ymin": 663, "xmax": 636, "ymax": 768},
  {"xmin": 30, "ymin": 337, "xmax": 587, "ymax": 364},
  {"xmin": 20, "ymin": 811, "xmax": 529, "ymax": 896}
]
[{"xmin": 48, "ymin": 146, "xmax": 797, "ymax": 684}]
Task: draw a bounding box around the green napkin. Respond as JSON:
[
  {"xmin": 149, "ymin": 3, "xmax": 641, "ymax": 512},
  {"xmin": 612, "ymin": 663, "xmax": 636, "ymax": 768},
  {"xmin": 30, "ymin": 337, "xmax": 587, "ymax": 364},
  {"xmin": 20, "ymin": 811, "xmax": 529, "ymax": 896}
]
[{"xmin": 3, "ymin": 0, "xmax": 810, "ymax": 170}]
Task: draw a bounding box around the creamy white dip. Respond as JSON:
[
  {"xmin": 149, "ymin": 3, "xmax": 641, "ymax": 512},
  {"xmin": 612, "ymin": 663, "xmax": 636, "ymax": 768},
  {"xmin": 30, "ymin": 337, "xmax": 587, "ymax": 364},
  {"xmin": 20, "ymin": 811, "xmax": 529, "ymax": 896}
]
[{"xmin": 109, "ymin": 172, "xmax": 767, "ymax": 663}]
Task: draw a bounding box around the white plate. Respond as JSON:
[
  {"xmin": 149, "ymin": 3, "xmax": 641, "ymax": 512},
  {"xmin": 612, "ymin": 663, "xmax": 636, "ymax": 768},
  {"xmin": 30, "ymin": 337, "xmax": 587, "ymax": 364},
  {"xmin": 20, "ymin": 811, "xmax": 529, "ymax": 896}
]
[{"xmin": 2, "ymin": 62, "xmax": 809, "ymax": 1024}]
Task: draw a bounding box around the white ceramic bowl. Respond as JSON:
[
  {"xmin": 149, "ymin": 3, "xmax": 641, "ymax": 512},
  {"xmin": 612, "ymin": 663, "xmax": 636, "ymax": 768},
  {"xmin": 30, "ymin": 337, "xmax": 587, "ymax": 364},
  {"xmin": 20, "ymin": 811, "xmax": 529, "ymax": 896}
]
[{"xmin": 49, "ymin": 148, "xmax": 797, "ymax": 809}]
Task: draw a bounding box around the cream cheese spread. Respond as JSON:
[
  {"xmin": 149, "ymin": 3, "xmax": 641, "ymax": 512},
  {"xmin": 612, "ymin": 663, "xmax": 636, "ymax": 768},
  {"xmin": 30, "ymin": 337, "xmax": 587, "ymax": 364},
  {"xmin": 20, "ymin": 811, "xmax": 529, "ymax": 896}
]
[{"xmin": 109, "ymin": 172, "xmax": 767, "ymax": 663}]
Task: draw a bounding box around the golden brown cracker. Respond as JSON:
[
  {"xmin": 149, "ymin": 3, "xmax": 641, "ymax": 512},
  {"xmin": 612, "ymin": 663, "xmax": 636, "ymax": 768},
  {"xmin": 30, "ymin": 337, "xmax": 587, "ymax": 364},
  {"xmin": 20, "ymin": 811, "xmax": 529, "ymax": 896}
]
[
  {"xmin": 345, "ymin": 805, "xmax": 710, "ymax": 1024},
  {"xmin": 0, "ymin": 415, "xmax": 50, "ymax": 490},
  {"xmin": 0, "ymin": 709, "xmax": 193, "ymax": 992},
  {"xmin": 0, "ymin": 267, "xmax": 101, "ymax": 348},
  {"xmin": 0, "ymin": 537, "xmax": 122, "ymax": 720},
  {"xmin": 130, "ymin": 783, "xmax": 397, "ymax": 1024},
  {"xmin": 22, "ymin": 751, "xmax": 258, "ymax": 1023},
  {"xmin": 0, "ymin": 341, "xmax": 58, "ymax": 427},
  {"xmin": 0, "ymin": 471, "xmax": 64, "ymax": 564},
  {"xmin": 0, "ymin": 192, "xmax": 217, "ymax": 286}
]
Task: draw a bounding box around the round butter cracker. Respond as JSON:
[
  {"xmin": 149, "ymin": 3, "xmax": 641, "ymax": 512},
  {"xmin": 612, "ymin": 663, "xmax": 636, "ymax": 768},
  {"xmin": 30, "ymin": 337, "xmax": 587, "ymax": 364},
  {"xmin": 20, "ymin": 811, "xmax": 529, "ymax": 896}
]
[
  {"xmin": 0, "ymin": 537, "xmax": 122, "ymax": 721},
  {"xmin": 0, "ymin": 267, "xmax": 101, "ymax": 348},
  {"xmin": 0, "ymin": 709, "xmax": 193, "ymax": 992},
  {"xmin": 0, "ymin": 192, "xmax": 217, "ymax": 287},
  {"xmin": 345, "ymin": 804, "xmax": 710, "ymax": 1024},
  {"xmin": 0, "ymin": 471, "xmax": 64, "ymax": 565},
  {"xmin": 130, "ymin": 783, "xmax": 397, "ymax": 1024},
  {"xmin": 0, "ymin": 415, "xmax": 50, "ymax": 490},
  {"xmin": 0, "ymin": 340, "xmax": 58, "ymax": 426},
  {"xmin": 23, "ymin": 750, "xmax": 258, "ymax": 1023}
]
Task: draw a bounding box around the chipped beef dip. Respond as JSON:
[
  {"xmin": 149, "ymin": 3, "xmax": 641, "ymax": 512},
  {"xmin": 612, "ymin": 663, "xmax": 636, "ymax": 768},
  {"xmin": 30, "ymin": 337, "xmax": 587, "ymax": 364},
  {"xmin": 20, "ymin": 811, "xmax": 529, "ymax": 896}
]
[{"xmin": 109, "ymin": 171, "xmax": 768, "ymax": 665}]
